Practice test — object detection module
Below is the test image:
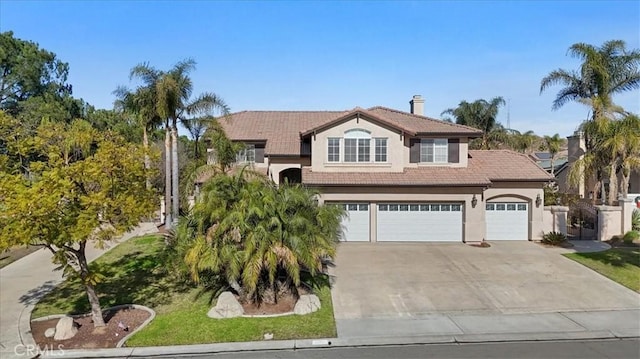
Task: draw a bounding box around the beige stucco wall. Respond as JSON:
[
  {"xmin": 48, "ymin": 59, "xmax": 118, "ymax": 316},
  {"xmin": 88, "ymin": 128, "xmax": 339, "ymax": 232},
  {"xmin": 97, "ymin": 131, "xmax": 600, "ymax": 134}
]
[
  {"xmin": 310, "ymin": 116, "xmax": 470, "ymax": 172},
  {"xmin": 597, "ymin": 206, "xmax": 622, "ymax": 241},
  {"xmin": 267, "ymin": 157, "xmax": 310, "ymax": 185},
  {"xmin": 542, "ymin": 206, "xmax": 569, "ymax": 235}
]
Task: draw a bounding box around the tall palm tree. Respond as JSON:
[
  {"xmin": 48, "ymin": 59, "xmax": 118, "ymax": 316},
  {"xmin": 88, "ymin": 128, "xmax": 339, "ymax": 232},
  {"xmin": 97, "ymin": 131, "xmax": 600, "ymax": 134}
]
[
  {"xmin": 129, "ymin": 60, "xmax": 229, "ymax": 228},
  {"xmin": 542, "ymin": 40, "xmax": 640, "ymax": 202},
  {"xmin": 441, "ymin": 97, "xmax": 506, "ymax": 149},
  {"xmin": 510, "ymin": 130, "xmax": 538, "ymax": 154},
  {"xmin": 540, "ymin": 40, "xmax": 640, "ymax": 120},
  {"xmin": 604, "ymin": 114, "xmax": 640, "ymax": 199},
  {"xmin": 113, "ymin": 85, "xmax": 162, "ymax": 188},
  {"xmin": 543, "ymin": 133, "xmax": 564, "ymax": 177}
]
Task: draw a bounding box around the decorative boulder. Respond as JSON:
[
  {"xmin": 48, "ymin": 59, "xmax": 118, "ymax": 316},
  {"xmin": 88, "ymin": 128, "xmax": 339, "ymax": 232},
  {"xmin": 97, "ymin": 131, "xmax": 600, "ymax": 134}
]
[
  {"xmin": 53, "ymin": 316, "xmax": 78, "ymax": 340},
  {"xmin": 207, "ymin": 291, "xmax": 244, "ymax": 319},
  {"xmin": 294, "ymin": 294, "xmax": 321, "ymax": 315},
  {"xmin": 44, "ymin": 328, "xmax": 56, "ymax": 338}
]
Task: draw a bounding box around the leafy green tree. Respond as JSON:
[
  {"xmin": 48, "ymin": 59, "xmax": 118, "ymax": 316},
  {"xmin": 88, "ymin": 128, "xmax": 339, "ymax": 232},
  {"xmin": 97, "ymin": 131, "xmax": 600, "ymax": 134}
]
[
  {"xmin": 0, "ymin": 121, "xmax": 156, "ymax": 327},
  {"xmin": 0, "ymin": 31, "xmax": 72, "ymax": 115},
  {"xmin": 543, "ymin": 133, "xmax": 564, "ymax": 177},
  {"xmin": 441, "ymin": 97, "xmax": 506, "ymax": 149},
  {"xmin": 173, "ymin": 173, "xmax": 344, "ymax": 304}
]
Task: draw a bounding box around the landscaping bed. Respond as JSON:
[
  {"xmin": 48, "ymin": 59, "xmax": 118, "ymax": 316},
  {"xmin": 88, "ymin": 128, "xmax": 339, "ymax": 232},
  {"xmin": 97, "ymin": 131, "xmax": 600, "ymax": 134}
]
[{"xmin": 31, "ymin": 307, "xmax": 150, "ymax": 349}]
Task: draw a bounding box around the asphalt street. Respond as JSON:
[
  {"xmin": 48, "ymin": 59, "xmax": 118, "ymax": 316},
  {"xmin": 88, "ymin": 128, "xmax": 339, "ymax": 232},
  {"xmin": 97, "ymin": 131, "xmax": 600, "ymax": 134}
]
[{"xmin": 160, "ymin": 338, "xmax": 640, "ymax": 359}]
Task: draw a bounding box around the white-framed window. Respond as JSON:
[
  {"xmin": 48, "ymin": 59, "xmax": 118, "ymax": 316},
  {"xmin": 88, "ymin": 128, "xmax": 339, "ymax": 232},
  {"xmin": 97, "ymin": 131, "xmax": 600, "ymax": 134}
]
[
  {"xmin": 375, "ymin": 138, "xmax": 387, "ymax": 162},
  {"xmin": 236, "ymin": 144, "xmax": 255, "ymax": 163},
  {"xmin": 420, "ymin": 139, "xmax": 448, "ymax": 163},
  {"xmin": 328, "ymin": 138, "xmax": 340, "ymax": 162},
  {"xmin": 328, "ymin": 129, "xmax": 387, "ymax": 163}
]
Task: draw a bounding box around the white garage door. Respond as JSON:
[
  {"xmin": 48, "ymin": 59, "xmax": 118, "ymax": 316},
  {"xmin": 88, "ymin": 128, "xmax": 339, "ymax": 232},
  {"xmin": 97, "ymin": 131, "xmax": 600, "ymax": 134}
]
[
  {"xmin": 377, "ymin": 203, "xmax": 463, "ymax": 242},
  {"xmin": 339, "ymin": 203, "xmax": 370, "ymax": 242},
  {"xmin": 486, "ymin": 202, "xmax": 528, "ymax": 240}
]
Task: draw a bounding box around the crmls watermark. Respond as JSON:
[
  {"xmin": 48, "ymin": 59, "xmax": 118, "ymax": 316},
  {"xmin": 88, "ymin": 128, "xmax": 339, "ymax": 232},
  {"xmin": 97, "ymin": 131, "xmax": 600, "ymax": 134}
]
[{"xmin": 14, "ymin": 344, "xmax": 65, "ymax": 357}]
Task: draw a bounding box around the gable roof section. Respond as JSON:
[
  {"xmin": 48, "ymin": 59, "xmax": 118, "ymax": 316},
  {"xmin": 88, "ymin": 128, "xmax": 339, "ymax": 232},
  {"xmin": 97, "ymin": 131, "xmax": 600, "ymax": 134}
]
[
  {"xmin": 220, "ymin": 106, "xmax": 482, "ymax": 156},
  {"xmin": 302, "ymin": 150, "xmax": 552, "ymax": 187}
]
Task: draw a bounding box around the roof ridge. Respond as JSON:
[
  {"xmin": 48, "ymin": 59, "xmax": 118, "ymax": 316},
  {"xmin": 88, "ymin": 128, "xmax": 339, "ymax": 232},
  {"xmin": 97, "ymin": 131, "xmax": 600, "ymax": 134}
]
[
  {"xmin": 230, "ymin": 110, "xmax": 346, "ymax": 114},
  {"xmin": 368, "ymin": 106, "xmax": 483, "ymax": 133}
]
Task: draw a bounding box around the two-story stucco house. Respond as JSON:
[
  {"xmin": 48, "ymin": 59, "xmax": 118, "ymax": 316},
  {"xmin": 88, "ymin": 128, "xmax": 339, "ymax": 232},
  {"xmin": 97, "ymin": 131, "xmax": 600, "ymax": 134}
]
[{"xmin": 212, "ymin": 95, "xmax": 552, "ymax": 243}]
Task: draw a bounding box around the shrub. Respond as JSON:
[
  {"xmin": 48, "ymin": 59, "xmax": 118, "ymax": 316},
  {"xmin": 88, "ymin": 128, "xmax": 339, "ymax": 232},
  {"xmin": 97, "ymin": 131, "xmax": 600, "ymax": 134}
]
[
  {"xmin": 623, "ymin": 230, "xmax": 639, "ymax": 244},
  {"xmin": 542, "ymin": 231, "xmax": 567, "ymax": 245},
  {"xmin": 632, "ymin": 209, "xmax": 640, "ymax": 231}
]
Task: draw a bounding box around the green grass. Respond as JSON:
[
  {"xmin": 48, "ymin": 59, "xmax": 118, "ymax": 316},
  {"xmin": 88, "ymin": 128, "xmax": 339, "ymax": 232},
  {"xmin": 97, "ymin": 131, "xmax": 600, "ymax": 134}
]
[
  {"xmin": 32, "ymin": 234, "xmax": 337, "ymax": 345},
  {"xmin": 564, "ymin": 248, "xmax": 640, "ymax": 292}
]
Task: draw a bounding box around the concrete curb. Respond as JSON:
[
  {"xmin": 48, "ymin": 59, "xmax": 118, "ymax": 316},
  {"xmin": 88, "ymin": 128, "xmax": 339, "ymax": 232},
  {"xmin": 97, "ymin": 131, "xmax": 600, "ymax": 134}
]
[{"xmin": 40, "ymin": 330, "xmax": 638, "ymax": 358}]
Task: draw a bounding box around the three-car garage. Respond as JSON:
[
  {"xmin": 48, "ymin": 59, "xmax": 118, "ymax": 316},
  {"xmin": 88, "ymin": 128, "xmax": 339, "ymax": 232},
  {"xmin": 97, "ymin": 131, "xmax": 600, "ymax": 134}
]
[{"xmin": 338, "ymin": 200, "xmax": 530, "ymax": 242}]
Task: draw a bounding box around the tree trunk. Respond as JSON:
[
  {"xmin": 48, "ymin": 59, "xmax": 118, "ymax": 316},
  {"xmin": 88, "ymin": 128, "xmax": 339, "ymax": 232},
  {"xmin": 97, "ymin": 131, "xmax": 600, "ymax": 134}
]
[
  {"xmin": 550, "ymin": 153, "xmax": 556, "ymax": 177},
  {"xmin": 229, "ymin": 279, "xmax": 245, "ymax": 298},
  {"xmin": 621, "ymin": 168, "xmax": 630, "ymax": 198},
  {"xmin": 164, "ymin": 125, "xmax": 172, "ymax": 228},
  {"xmin": 171, "ymin": 119, "xmax": 179, "ymax": 222},
  {"xmin": 76, "ymin": 242, "xmax": 105, "ymax": 327},
  {"xmin": 607, "ymin": 164, "xmax": 617, "ymax": 205},
  {"xmin": 143, "ymin": 126, "xmax": 151, "ymax": 190}
]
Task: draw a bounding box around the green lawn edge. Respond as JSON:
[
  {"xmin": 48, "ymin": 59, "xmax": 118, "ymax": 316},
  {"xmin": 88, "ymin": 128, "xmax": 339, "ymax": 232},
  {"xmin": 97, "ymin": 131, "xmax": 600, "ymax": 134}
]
[
  {"xmin": 563, "ymin": 248, "xmax": 640, "ymax": 292},
  {"xmin": 32, "ymin": 235, "xmax": 337, "ymax": 345}
]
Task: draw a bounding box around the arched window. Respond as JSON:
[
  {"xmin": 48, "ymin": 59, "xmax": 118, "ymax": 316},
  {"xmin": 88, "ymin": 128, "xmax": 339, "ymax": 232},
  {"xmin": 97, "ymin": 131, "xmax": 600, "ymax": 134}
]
[{"xmin": 344, "ymin": 129, "xmax": 371, "ymax": 162}]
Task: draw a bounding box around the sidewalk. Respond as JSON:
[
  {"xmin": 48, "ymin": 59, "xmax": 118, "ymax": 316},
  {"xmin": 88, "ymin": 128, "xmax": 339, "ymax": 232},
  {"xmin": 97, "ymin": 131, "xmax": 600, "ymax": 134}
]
[{"xmin": 0, "ymin": 223, "xmax": 158, "ymax": 359}]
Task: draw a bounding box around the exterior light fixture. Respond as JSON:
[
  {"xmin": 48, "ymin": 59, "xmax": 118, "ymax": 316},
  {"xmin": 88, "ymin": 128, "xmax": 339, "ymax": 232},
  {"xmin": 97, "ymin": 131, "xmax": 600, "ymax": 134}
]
[
  {"xmin": 536, "ymin": 194, "xmax": 542, "ymax": 207},
  {"xmin": 471, "ymin": 194, "xmax": 478, "ymax": 208}
]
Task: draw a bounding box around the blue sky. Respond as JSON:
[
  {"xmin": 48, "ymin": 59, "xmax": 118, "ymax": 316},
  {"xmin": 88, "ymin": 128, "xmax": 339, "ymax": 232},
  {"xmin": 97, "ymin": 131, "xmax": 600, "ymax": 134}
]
[{"xmin": 1, "ymin": 0, "xmax": 639, "ymax": 137}]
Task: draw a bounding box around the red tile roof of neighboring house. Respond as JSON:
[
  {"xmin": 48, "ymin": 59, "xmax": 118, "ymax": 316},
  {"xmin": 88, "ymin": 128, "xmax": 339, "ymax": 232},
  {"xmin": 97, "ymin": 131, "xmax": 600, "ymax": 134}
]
[
  {"xmin": 219, "ymin": 107, "xmax": 481, "ymax": 156},
  {"xmin": 301, "ymin": 150, "xmax": 552, "ymax": 186}
]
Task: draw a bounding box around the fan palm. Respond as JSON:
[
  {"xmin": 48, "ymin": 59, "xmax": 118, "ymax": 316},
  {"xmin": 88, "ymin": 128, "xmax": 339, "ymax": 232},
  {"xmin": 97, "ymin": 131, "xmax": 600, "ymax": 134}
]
[{"xmin": 441, "ymin": 97, "xmax": 506, "ymax": 149}]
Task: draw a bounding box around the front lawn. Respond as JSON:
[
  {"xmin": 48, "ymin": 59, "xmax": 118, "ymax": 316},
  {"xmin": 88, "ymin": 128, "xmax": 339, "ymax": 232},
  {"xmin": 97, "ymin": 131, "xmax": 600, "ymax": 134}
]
[
  {"xmin": 564, "ymin": 248, "xmax": 640, "ymax": 292},
  {"xmin": 32, "ymin": 235, "xmax": 337, "ymax": 345}
]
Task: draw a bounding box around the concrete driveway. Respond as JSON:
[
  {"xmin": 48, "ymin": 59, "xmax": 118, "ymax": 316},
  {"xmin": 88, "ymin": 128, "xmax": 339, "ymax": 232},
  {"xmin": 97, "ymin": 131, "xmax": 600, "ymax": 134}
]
[{"xmin": 330, "ymin": 241, "xmax": 639, "ymax": 321}]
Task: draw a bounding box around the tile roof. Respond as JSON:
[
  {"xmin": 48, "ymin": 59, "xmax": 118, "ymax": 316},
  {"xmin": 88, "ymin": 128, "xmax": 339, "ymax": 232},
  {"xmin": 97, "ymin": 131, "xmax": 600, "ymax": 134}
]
[
  {"xmin": 301, "ymin": 150, "xmax": 552, "ymax": 186},
  {"xmin": 219, "ymin": 107, "xmax": 481, "ymax": 156}
]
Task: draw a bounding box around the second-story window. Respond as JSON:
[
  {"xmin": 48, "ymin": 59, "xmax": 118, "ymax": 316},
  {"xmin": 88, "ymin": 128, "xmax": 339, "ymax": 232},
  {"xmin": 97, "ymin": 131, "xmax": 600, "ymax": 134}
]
[
  {"xmin": 328, "ymin": 138, "xmax": 340, "ymax": 162},
  {"xmin": 420, "ymin": 139, "xmax": 448, "ymax": 163},
  {"xmin": 344, "ymin": 129, "xmax": 371, "ymax": 163},
  {"xmin": 375, "ymin": 138, "xmax": 387, "ymax": 162},
  {"xmin": 236, "ymin": 144, "xmax": 256, "ymax": 163}
]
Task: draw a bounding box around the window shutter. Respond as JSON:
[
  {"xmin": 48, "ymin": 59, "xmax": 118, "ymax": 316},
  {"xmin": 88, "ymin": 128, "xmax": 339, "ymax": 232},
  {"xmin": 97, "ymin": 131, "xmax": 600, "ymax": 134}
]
[
  {"xmin": 255, "ymin": 145, "xmax": 265, "ymax": 163},
  {"xmin": 448, "ymin": 138, "xmax": 459, "ymax": 163},
  {"xmin": 410, "ymin": 139, "xmax": 420, "ymax": 163}
]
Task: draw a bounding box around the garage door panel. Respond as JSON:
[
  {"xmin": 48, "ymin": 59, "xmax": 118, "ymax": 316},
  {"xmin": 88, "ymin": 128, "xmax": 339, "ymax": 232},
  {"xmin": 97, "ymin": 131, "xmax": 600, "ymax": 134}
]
[
  {"xmin": 486, "ymin": 202, "xmax": 528, "ymax": 241},
  {"xmin": 340, "ymin": 203, "xmax": 370, "ymax": 242},
  {"xmin": 377, "ymin": 203, "xmax": 462, "ymax": 242}
]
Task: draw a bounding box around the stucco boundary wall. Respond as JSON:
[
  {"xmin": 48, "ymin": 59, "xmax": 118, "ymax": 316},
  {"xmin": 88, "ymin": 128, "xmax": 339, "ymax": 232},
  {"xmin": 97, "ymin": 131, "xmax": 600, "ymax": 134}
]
[
  {"xmin": 596, "ymin": 198, "xmax": 636, "ymax": 241},
  {"xmin": 542, "ymin": 206, "xmax": 569, "ymax": 236}
]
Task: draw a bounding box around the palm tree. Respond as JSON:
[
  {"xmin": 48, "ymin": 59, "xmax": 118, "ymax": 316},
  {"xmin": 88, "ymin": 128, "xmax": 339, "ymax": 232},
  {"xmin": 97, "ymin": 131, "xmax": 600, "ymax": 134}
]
[
  {"xmin": 604, "ymin": 114, "xmax": 640, "ymax": 199},
  {"xmin": 129, "ymin": 60, "xmax": 230, "ymax": 228},
  {"xmin": 113, "ymin": 86, "xmax": 162, "ymax": 188},
  {"xmin": 441, "ymin": 97, "xmax": 506, "ymax": 149},
  {"xmin": 178, "ymin": 173, "xmax": 344, "ymax": 304},
  {"xmin": 543, "ymin": 133, "xmax": 564, "ymax": 177},
  {"xmin": 510, "ymin": 130, "xmax": 538, "ymax": 154},
  {"xmin": 540, "ymin": 40, "xmax": 640, "ymax": 120},
  {"xmin": 542, "ymin": 40, "xmax": 640, "ymax": 202}
]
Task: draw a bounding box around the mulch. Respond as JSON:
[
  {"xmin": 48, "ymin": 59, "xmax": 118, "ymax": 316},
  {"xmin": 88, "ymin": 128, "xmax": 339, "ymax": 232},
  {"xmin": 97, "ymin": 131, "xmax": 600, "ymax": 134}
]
[
  {"xmin": 241, "ymin": 294, "xmax": 297, "ymax": 315},
  {"xmin": 31, "ymin": 307, "xmax": 150, "ymax": 349}
]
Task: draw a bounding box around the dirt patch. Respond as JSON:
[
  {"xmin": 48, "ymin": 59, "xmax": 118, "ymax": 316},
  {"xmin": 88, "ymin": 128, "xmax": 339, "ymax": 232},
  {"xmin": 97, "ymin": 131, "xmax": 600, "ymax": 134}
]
[
  {"xmin": 468, "ymin": 242, "xmax": 491, "ymax": 248},
  {"xmin": 605, "ymin": 238, "xmax": 640, "ymax": 249},
  {"xmin": 31, "ymin": 307, "xmax": 150, "ymax": 349},
  {"xmin": 241, "ymin": 293, "xmax": 297, "ymax": 315}
]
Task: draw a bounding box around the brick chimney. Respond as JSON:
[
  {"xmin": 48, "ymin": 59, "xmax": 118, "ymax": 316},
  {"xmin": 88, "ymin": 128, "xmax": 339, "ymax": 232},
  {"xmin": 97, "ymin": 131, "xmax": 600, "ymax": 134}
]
[{"xmin": 409, "ymin": 95, "xmax": 424, "ymax": 116}]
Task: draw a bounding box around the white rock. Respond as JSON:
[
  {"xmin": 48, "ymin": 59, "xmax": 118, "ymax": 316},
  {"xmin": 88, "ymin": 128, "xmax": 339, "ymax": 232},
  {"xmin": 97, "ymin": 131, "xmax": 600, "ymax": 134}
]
[
  {"xmin": 294, "ymin": 294, "xmax": 321, "ymax": 315},
  {"xmin": 53, "ymin": 316, "xmax": 78, "ymax": 340},
  {"xmin": 44, "ymin": 327, "xmax": 56, "ymax": 338},
  {"xmin": 207, "ymin": 291, "xmax": 244, "ymax": 319},
  {"xmin": 264, "ymin": 333, "xmax": 274, "ymax": 340}
]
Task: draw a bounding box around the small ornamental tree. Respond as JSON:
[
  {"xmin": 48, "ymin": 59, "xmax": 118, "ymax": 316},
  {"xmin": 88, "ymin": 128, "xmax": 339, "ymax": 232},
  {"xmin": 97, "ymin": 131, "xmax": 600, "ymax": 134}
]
[{"xmin": 0, "ymin": 119, "xmax": 156, "ymax": 327}]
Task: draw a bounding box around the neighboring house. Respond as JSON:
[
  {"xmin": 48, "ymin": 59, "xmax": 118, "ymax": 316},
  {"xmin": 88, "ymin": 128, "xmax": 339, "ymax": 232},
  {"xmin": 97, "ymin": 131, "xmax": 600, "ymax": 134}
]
[
  {"xmin": 207, "ymin": 95, "xmax": 552, "ymax": 243},
  {"xmin": 564, "ymin": 131, "xmax": 640, "ymax": 200}
]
